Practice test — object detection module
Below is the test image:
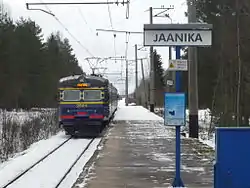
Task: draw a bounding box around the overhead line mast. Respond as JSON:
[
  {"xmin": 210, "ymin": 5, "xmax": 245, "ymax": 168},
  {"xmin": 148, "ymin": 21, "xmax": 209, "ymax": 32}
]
[
  {"xmin": 96, "ymin": 28, "xmax": 143, "ymax": 106},
  {"xmin": 26, "ymin": 1, "xmax": 130, "ymax": 18},
  {"xmin": 26, "ymin": 1, "xmax": 130, "ymax": 73}
]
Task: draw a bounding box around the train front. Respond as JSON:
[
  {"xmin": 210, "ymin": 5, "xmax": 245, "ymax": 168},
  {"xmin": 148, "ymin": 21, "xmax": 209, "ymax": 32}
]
[{"xmin": 58, "ymin": 76, "xmax": 107, "ymax": 137}]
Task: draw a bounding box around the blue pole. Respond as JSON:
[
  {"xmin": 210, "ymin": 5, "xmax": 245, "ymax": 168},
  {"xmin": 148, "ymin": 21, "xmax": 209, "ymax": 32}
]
[{"xmin": 172, "ymin": 46, "xmax": 185, "ymax": 187}]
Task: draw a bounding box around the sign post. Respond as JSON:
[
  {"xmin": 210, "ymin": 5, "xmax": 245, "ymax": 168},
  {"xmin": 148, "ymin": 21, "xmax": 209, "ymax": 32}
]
[
  {"xmin": 164, "ymin": 46, "xmax": 186, "ymax": 187},
  {"xmin": 143, "ymin": 23, "xmax": 212, "ymax": 187},
  {"xmin": 173, "ymin": 46, "xmax": 185, "ymax": 187},
  {"xmin": 143, "ymin": 23, "xmax": 212, "ymax": 47}
]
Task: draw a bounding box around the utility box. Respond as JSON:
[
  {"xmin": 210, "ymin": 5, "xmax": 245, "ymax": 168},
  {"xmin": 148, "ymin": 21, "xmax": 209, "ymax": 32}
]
[{"xmin": 214, "ymin": 127, "xmax": 250, "ymax": 188}]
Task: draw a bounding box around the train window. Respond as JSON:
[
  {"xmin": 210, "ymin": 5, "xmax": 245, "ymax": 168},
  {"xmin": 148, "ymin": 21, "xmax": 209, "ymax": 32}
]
[
  {"xmin": 62, "ymin": 90, "xmax": 81, "ymax": 101},
  {"xmin": 83, "ymin": 90, "xmax": 101, "ymax": 101}
]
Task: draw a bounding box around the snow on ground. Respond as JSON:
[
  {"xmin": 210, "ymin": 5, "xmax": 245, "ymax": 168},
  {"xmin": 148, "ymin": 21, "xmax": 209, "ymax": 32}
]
[
  {"xmin": 155, "ymin": 106, "xmax": 215, "ymax": 149},
  {"xmin": 0, "ymin": 108, "xmax": 59, "ymax": 164},
  {"xmin": 186, "ymin": 109, "xmax": 215, "ymax": 150},
  {"xmin": 116, "ymin": 99, "xmax": 163, "ymax": 121},
  {"xmin": 122, "ymin": 99, "xmax": 215, "ymax": 149},
  {"xmin": 0, "ymin": 131, "xmax": 69, "ymax": 187},
  {"xmin": 6, "ymin": 138, "xmax": 101, "ymax": 188},
  {"xmin": 58, "ymin": 138, "xmax": 101, "ymax": 188},
  {"xmin": 186, "ymin": 108, "xmax": 211, "ymax": 128},
  {"xmin": 0, "ymin": 129, "xmax": 102, "ymax": 188},
  {"xmin": 0, "ymin": 99, "xmax": 214, "ymax": 188},
  {"xmin": 0, "ymin": 110, "xmax": 44, "ymax": 125},
  {"xmin": 93, "ymin": 101, "xmax": 212, "ymax": 187},
  {"xmin": 201, "ymin": 133, "xmax": 215, "ymax": 150},
  {"xmin": 115, "ymin": 105, "xmax": 163, "ymax": 121},
  {"xmin": 0, "ymin": 108, "xmax": 56, "ymax": 126},
  {"xmin": 118, "ymin": 98, "xmax": 126, "ymax": 107}
]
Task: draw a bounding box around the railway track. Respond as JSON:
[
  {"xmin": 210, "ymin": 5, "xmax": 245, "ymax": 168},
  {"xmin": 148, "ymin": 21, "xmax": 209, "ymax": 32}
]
[
  {"xmin": 54, "ymin": 138, "xmax": 95, "ymax": 188},
  {"xmin": 1, "ymin": 137, "xmax": 72, "ymax": 188},
  {"xmin": 1, "ymin": 137, "xmax": 97, "ymax": 188}
]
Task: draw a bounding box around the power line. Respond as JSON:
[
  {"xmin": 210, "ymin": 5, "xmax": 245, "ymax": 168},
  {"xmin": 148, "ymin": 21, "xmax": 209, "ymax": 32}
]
[
  {"xmin": 95, "ymin": 28, "xmax": 142, "ymax": 75},
  {"xmin": 101, "ymin": 0, "xmax": 140, "ymax": 28},
  {"xmin": 26, "ymin": 0, "xmax": 132, "ymax": 60},
  {"xmin": 27, "ymin": 1, "xmax": 129, "ymax": 5},
  {"xmin": 78, "ymin": 8, "xmax": 94, "ymax": 34},
  {"xmin": 38, "ymin": 0, "xmax": 94, "ymax": 58},
  {"xmin": 28, "ymin": 0, "xmax": 132, "ymax": 72},
  {"xmin": 106, "ymin": 0, "xmax": 117, "ymax": 61},
  {"xmin": 107, "ymin": 0, "xmax": 114, "ymax": 29},
  {"xmin": 95, "ymin": 28, "xmax": 141, "ymax": 105},
  {"xmin": 96, "ymin": 28, "xmax": 143, "ymax": 34},
  {"xmin": 26, "ymin": 0, "xmax": 130, "ymax": 19},
  {"xmin": 153, "ymin": 5, "xmax": 174, "ymax": 20},
  {"xmin": 125, "ymin": 32, "xmax": 130, "ymax": 58}
]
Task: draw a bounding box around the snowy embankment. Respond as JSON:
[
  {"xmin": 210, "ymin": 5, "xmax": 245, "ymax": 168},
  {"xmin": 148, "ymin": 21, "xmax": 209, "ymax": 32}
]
[
  {"xmin": 0, "ymin": 108, "xmax": 55, "ymax": 124},
  {"xmin": 144, "ymin": 105, "xmax": 215, "ymax": 150},
  {"xmin": 0, "ymin": 131, "xmax": 101, "ymax": 188},
  {"xmin": 0, "ymin": 108, "xmax": 59, "ymax": 163},
  {"xmin": 186, "ymin": 109, "xmax": 215, "ymax": 150},
  {"xmin": 0, "ymin": 132, "xmax": 68, "ymax": 187},
  {"xmin": 0, "ymin": 99, "xmax": 213, "ymax": 188},
  {"xmin": 0, "ymin": 107, "xmax": 103, "ymax": 188}
]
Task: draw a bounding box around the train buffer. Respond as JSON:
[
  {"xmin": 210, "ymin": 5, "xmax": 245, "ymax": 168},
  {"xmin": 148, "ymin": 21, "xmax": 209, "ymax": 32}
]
[{"xmin": 73, "ymin": 99, "xmax": 214, "ymax": 188}]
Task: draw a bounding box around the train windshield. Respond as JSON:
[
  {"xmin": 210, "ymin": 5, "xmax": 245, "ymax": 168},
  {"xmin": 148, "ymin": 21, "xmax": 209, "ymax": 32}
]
[
  {"xmin": 83, "ymin": 90, "xmax": 101, "ymax": 101},
  {"xmin": 62, "ymin": 90, "xmax": 81, "ymax": 101}
]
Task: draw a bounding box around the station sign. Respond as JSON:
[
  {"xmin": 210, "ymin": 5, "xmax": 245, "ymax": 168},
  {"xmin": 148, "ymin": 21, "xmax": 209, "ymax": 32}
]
[{"xmin": 143, "ymin": 23, "xmax": 212, "ymax": 47}]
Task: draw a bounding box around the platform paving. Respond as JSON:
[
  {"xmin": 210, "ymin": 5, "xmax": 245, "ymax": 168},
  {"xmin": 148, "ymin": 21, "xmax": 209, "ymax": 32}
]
[{"xmin": 72, "ymin": 117, "xmax": 214, "ymax": 188}]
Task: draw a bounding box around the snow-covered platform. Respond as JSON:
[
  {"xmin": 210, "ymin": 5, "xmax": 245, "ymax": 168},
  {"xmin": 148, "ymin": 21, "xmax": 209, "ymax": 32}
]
[{"xmin": 72, "ymin": 101, "xmax": 214, "ymax": 188}]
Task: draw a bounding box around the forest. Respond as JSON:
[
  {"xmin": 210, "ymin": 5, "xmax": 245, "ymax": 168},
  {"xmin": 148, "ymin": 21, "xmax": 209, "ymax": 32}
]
[
  {"xmin": 0, "ymin": 6, "xmax": 84, "ymax": 161},
  {"xmin": 134, "ymin": 0, "xmax": 250, "ymax": 127},
  {"xmin": 0, "ymin": 9, "xmax": 83, "ymax": 110}
]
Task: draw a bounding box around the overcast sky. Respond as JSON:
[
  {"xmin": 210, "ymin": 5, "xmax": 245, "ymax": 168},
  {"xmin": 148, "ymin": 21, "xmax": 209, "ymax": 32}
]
[{"xmin": 5, "ymin": 0, "xmax": 187, "ymax": 94}]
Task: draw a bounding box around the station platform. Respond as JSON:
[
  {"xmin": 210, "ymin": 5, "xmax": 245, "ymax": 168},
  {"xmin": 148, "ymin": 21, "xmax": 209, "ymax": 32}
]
[{"xmin": 72, "ymin": 102, "xmax": 214, "ymax": 188}]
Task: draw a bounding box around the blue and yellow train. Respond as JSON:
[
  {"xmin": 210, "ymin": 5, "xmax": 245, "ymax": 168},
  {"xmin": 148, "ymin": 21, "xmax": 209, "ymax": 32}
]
[{"xmin": 58, "ymin": 73, "xmax": 119, "ymax": 137}]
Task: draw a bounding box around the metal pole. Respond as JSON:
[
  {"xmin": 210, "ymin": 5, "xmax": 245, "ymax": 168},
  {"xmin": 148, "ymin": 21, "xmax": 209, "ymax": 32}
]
[
  {"xmin": 169, "ymin": 46, "xmax": 172, "ymax": 61},
  {"xmin": 141, "ymin": 59, "xmax": 147, "ymax": 108},
  {"xmin": 149, "ymin": 7, "xmax": 155, "ymax": 112},
  {"xmin": 27, "ymin": 1, "xmax": 129, "ymax": 5},
  {"xmin": 188, "ymin": 0, "xmax": 199, "ymax": 138},
  {"xmin": 135, "ymin": 44, "xmax": 138, "ymax": 98},
  {"xmin": 125, "ymin": 59, "xmax": 129, "ymax": 106},
  {"xmin": 169, "ymin": 46, "xmax": 176, "ymax": 92},
  {"xmin": 236, "ymin": 0, "xmax": 241, "ymax": 126},
  {"xmin": 172, "ymin": 46, "xmax": 185, "ymax": 187},
  {"xmin": 1, "ymin": 0, "xmax": 3, "ymax": 20}
]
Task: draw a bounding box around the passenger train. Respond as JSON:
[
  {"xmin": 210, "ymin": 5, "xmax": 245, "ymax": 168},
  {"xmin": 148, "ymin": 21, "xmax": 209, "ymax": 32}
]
[{"xmin": 58, "ymin": 73, "xmax": 119, "ymax": 137}]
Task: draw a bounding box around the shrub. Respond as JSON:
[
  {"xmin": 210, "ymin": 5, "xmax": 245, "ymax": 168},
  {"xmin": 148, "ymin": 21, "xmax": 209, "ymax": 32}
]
[{"xmin": 0, "ymin": 108, "xmax": 60, "ymax": 162}]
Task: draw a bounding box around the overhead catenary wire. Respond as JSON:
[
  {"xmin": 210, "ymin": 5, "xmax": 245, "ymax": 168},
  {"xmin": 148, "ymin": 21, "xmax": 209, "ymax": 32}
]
[
  {"xmin": 106, "ymin": 0, "xmax": 117, "ymax": 61},
  {"xmin": 78, "ymin": 8, "xmax": 94, "ymax": 34},
  {"xmin": 125, "ymin": 32, "xmax": 130, "ymax": 58},
  {"xmin": 94, "ymin": 27, "xmax": 141, "ymax": 96},
  {"xmin": 122, "ymin": 32, "xmax": 130, "ymax": 80},
  {"xmin": 38, "ymin": 0, "xmax": 94, "ymax": 70},
  {"xmin": 107, "ymin": 0, "xmax": 114, "ymax": 28}
]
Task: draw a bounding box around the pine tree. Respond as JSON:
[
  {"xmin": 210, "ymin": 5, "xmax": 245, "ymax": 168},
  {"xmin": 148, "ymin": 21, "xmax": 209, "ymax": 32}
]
[
  {"xmin": 153, "ymin": 50, "xmax": 165, "ymax": 107},
  {"xmin": 188, "ymin": 0, "xmax": 250, "ymax": 125},
  {"xmin": 0, "ymin": 7, "xmax": 84, "ymax": 109}
]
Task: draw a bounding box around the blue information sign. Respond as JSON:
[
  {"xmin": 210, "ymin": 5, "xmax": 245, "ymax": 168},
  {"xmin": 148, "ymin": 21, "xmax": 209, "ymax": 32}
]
[{"xmin": 164, "ymin": 93, "xmax": 186, "ymax": 126}]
